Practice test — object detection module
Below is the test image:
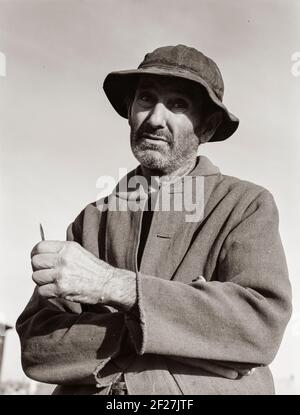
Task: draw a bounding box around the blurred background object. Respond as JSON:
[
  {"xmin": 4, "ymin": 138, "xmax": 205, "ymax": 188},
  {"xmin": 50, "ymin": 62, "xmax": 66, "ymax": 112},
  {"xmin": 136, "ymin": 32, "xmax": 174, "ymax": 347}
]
[{"xmin": 0, "ymin": 313, "xmax": 12, "ymax": 382}]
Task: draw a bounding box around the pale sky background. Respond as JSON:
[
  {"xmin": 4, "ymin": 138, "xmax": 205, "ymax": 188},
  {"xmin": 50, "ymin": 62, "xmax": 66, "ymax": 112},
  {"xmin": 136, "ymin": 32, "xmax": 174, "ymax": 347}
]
[{"xmin": 0, "ymin": 0, "xmax": 299, "ymax": 393}]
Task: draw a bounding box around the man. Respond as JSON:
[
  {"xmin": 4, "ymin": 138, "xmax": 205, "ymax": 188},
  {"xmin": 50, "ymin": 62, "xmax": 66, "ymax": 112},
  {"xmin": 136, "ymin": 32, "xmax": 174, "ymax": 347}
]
[{"xmin": 16, "ymin": 45, "xmax": 292, "ymax": 395}]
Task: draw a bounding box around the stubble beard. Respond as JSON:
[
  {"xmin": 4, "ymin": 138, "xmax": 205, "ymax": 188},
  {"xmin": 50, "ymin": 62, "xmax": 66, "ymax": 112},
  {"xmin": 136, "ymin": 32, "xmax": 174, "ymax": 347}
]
[{"xmin": 130, "ymin": 128, "xmax": 199, "ymax": 175}]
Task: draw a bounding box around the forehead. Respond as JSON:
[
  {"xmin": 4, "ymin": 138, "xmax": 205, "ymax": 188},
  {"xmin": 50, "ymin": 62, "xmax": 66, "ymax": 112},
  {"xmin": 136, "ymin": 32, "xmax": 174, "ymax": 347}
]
[{"xmin": 136, "ymin": 75, "xmax": 198, "ymax": 98}]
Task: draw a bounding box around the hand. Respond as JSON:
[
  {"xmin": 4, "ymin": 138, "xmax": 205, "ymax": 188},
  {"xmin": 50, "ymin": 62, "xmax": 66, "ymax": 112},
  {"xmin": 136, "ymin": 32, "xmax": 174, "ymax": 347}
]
[
  {"xmin": 31, "ymin": 241, "xmax": 115, "ymax": 305},
  {"xmin": 170, "ymin": 356, "xmax": 256, "ymax": 380}
]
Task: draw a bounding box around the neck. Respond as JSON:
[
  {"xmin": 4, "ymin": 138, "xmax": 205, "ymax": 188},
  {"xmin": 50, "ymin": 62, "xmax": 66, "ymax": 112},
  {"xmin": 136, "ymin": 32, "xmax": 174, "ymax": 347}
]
[{"xmin": 140, "ymin": 156, "xmax": 198, "ymax": 187}]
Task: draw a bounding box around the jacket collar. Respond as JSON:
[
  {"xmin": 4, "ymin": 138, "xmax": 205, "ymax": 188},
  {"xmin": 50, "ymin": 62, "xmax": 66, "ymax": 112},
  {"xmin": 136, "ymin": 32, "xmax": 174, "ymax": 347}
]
[
  {"xmin": 105, "ymin": 155, "xmax": 221, "ymax": 274},
  {"xmin": 134, "ymin": 154, "xmax": 219, "ymax": 179},
  {"xmin": 187, "ymin": 155, "xmax": 219, "ymax": 177},
  {"xmin": 113, "ymin": 155, "xmax": 219, "ymax": 201}
]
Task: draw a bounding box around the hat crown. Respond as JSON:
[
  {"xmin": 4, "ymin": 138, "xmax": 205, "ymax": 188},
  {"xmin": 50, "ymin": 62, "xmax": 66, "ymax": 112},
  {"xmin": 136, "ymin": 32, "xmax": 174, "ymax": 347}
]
[
  {"xmin": 138, "ymin": 44, "xmax": 224, "ymax": 101},
  {"xmin": 102, "ymin": 44, "xmax": 239, "ymax": 142}
]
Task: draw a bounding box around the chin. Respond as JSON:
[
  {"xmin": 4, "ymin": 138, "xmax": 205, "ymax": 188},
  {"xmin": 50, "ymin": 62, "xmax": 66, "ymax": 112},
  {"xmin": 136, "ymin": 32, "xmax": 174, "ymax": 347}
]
[{"xmin": 132, "ymin": 148, "xmax": 169, "ymax": 171}]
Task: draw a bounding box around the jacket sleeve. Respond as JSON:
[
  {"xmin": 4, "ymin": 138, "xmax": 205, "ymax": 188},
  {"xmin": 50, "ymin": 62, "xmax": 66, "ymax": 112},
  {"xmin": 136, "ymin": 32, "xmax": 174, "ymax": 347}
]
[
  {"xmin": 16, "ymin": 211, "xmax": 128, "ymax": 385},
  {"xmin": 125, "ymin": 189, "xmax": 292, "ymax": 366}
]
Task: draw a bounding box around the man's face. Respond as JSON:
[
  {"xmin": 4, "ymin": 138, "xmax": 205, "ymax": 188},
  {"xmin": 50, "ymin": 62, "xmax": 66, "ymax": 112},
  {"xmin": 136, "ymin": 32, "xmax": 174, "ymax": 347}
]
[{"xmin": 129, "ymin": 76, "xmax": 204, "ymax": 174}]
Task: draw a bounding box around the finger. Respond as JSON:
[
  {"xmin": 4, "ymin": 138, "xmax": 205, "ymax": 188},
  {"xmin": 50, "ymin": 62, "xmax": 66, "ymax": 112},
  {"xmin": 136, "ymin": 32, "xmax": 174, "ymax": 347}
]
[
  {"xmin": 31, "ymin": 253, "xmax": 59, "ymax": 270},
  {"xmin": 172, "ymin": 357, "xmax": 239, "ymax": 380},
  {"xmin": 31, "ymin": 241, "xmax": 66, "ymax": 258},
  {"xmin": 214, "ymin": 364, "xmax": 255, "ymax": 377},
  {"xmin": 197, "ymin": 360, "xmax": 239, "ymax": 380},
  {"xmin": 32, "ymin": 269, "xmax": 57, "ymax": 286},
  {"xmin": 211, "ymin": 360, "xmax": 257, "ymax": 375},
  {"xmin": 241, "ymin": 368, "xmax": 255, "ymax": 376},
  {"xmin": 38, "ymin": 283, "xmax": 58, "ymax": 299}
]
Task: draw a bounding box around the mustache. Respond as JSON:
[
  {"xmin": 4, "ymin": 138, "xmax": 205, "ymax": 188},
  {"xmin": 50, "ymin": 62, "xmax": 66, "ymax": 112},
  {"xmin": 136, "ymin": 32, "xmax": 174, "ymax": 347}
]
[{"xmin": 136, "ymin": 124, "xmax": 172, "ymax": 143}]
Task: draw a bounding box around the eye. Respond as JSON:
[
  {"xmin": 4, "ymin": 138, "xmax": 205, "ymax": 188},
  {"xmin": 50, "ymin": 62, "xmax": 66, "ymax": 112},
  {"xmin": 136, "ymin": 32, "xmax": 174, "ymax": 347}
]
[
  {"xmin": 170, "ymin": 98, "xmax": 189, "ymax": 111},
  {"xmin": 136, "ymin": 92, "xmax": 155, "ymax": 106}
]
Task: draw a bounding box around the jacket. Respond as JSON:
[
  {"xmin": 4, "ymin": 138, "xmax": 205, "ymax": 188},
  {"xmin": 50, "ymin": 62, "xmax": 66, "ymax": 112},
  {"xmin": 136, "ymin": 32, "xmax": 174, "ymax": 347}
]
[{"xmin": 16, "ymin": 155, "xmax": 292, "ymax": 395}]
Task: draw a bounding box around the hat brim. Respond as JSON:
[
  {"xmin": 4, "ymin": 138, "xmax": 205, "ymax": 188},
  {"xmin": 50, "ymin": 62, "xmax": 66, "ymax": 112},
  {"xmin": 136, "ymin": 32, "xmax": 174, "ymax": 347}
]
[{"xmin": 103, "ymin": 67, "xmax": 239, "ymax": 142}]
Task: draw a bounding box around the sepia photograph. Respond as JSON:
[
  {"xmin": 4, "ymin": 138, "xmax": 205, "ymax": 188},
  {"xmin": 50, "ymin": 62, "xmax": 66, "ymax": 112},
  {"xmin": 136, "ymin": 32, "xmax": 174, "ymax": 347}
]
[{"xmin": 0, "ymin": 0, "xmax": 299, "ymax": 397}]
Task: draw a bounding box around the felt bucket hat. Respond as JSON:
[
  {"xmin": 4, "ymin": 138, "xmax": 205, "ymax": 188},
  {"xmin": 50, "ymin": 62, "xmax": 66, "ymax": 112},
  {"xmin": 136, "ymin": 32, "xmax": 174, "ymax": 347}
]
[{"xmin": 103, "ymin": 44, "xmax": 239, "ymax": 142}]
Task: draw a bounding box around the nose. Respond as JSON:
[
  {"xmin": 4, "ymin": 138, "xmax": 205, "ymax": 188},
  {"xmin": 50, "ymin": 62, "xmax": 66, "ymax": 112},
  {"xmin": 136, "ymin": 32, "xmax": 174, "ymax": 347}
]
[{"xmin": 147, "ymin": 102, "xmax": 168, "ymax": 129}]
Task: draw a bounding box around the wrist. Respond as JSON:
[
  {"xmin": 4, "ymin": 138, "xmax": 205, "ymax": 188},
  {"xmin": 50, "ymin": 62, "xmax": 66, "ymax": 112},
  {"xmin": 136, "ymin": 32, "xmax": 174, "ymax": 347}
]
[
  {"xmin": 101, "ymin": 267, "xmax": 137, "ymax": 312},
  {"xmin": 97, "ymin": 264, "xmax": 116, "ymax": 305}
]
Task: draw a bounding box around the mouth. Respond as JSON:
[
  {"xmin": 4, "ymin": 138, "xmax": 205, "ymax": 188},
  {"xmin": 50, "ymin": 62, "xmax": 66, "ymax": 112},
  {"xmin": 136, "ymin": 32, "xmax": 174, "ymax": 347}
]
[{"xmin": 140, "ymin": 133, "xmax": 169, "ymax": 143}]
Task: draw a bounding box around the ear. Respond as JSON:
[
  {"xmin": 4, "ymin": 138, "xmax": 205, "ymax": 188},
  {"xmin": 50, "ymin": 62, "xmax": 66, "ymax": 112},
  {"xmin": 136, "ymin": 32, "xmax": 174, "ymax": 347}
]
[
  {"xmin": 198, "ymin": 111, "xmax": 223, "ymax": 144},
  {"xmin": 127, "ymin": 97, "xmax": 133, "ymax": 126}
]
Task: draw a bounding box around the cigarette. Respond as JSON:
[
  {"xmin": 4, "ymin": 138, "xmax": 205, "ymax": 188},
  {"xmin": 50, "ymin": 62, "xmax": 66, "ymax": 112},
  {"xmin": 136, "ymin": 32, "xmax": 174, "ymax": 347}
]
[{"xmin": 39, "ymin": 223, "xmax": 45, "ymax": 241}]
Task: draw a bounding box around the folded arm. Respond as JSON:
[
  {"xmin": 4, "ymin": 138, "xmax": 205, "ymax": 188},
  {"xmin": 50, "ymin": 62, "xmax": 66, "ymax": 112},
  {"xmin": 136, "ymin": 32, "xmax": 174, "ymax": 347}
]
[
  {"xmin": 125, "ymin": 190, "xmax": 292, "ymax": 366},
  {"xmin": 16, "ymin": 288, "xmax": 128, "ymax": 385},
  {"xmin": 16, "ymin": 213, "xmax": 131, "ymax": 386},
  {"xmin": 17, "ymin": 190, "xmax": 292, "ymax": 385}
]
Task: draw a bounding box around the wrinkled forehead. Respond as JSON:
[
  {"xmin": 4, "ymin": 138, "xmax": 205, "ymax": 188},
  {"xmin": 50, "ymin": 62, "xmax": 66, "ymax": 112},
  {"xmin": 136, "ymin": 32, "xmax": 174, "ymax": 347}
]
[{"xmin": 136, "ymin": 74, "xmax": 201, "ymax": 98}]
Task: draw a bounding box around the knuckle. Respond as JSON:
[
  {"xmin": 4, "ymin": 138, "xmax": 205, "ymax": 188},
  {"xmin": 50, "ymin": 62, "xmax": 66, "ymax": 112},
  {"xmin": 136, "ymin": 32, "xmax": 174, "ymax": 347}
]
[
  {"xmin": 56, "ymin": 268, "xmax": 68, "ymax": 292},
  {"xmin": 68, "ymin": 240, "xmax": 80, "ymax": 254},
  {"xmin": 32, "ymin": 270, "xmax": 42, "ymax": 283},
  {"xmin": 58, "ymin": 267, "xmax": 68, "ymax": 281},
  {"xmin": 55, "ymin": 286, "xmax": 62, "ymax": 297},
  {"xmin": 59, "ymin": 244, "xmax": 74, "ymax": 266},
  {"xmin": 31, "ymin": 255, "xmax": 38, "ymax": 269},
  {"xmin": 31, "ymin": 241, "xmax": 43, "ymax": 257},
  {"xmin": 55, "ymin": 268, "xmax": 63, "ymax": 283},
  {"xmin": 68, "ymin": 241, "xmax": 81, "ymax": 254},
  {"xmin": 30, "ymin": 244, "xmax": 38, "ymax": 258},
  {"xmin": 56, "ymin": 253, "xmax": 65, "ymax": 267},
  {"xmin": 37, "ymin": 285, "xmax": 44, "ymax": 297},
  {"xmin": 64, "ymin": 241, "xmax": 74, "ymax": 251},
  {"xmin": 68, "ymin": 240, "xmax": 78, "ymax": 248}
]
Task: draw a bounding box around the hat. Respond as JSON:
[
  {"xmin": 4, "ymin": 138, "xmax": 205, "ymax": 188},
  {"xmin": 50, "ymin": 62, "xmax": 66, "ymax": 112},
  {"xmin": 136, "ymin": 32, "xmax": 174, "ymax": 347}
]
[{"xmin": 103, "ymin": 44, "xmax": 239, "ymax": 142}]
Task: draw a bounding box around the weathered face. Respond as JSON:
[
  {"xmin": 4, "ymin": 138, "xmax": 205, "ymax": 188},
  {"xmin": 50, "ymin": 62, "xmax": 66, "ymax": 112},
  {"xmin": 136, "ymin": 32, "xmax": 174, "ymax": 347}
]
[{"xmin": 129, "ymin": 76, "xmax": 204, "ymax": 174}]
